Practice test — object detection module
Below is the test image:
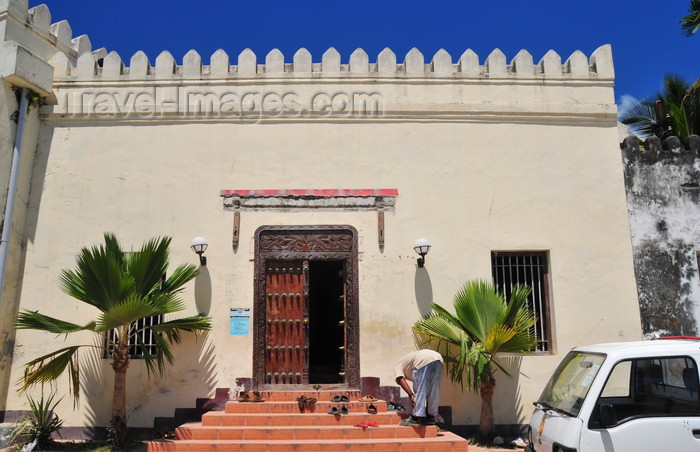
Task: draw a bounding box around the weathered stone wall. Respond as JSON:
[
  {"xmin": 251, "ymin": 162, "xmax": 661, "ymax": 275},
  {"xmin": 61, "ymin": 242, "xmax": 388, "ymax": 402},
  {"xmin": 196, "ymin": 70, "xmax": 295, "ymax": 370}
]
[{"xmin": 621, "ymin": 135, "xmax": 700, "ymax": 338}]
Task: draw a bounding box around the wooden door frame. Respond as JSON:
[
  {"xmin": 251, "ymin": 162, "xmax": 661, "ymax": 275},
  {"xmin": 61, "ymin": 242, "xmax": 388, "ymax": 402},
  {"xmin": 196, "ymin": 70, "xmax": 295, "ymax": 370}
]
[{"xmin": 253, "ymin": 225, "xmax": 360, "ymax": 389}]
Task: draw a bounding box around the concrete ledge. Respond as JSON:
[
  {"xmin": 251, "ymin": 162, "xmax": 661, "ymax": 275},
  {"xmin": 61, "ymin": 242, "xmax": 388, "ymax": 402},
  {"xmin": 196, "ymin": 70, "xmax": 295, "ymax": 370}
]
[{"xmin": 0, "ymin": 41, "xmax": 54, "ymax": 96}]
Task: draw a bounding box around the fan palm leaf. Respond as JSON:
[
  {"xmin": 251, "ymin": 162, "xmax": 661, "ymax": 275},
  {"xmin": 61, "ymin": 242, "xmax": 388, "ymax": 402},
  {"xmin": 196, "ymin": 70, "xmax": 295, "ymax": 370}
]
[
  {"xmin": 680, "ymin": 0, "xmax": 700, "ymax": 37},
  {"xmin": 619, "ymin": 74, "xmax": 698, "ymax": 140},
  {"xmin": 15, "ymin": 311, "xmax": 94, "ymax": 334},
  {"xmin": 18, "ymin": 346, "xmax": 82, "ymax": 404}
]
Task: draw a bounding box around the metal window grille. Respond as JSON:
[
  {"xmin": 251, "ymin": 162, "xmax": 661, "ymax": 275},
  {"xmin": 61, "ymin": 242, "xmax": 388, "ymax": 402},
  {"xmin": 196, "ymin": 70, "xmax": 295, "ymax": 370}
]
[
  {"xmin": 491, "ymin": 252, "xmax": 550, "ymax": 352},
  {"xmin": 104, "ymin": 315, "xmax": 163, "ymax": 359}
]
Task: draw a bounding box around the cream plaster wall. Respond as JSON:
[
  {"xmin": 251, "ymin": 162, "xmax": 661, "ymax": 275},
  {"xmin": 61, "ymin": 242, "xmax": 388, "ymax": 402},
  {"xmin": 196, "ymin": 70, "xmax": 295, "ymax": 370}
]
[{"xmin": 7, "ymin": 108, "xmax": 642, "ymax": 426}]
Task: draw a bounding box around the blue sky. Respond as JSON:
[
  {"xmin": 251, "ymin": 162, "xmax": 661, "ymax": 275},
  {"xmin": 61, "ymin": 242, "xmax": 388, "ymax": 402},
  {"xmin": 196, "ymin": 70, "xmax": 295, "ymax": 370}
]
[{"xmin": 32, "ymin": 1, "xmax": 699, "ymax": 106}]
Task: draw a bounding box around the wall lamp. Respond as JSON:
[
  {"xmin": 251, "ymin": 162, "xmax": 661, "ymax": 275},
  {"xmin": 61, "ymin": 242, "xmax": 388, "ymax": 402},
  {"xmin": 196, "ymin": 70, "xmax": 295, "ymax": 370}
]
[
  {"xmin": 414, "ymin": 238, "xmax": 431, "ymax": 268},
  {"xmin": 190, "ymin": 236, "xmax": 208, "ymax": 266}
]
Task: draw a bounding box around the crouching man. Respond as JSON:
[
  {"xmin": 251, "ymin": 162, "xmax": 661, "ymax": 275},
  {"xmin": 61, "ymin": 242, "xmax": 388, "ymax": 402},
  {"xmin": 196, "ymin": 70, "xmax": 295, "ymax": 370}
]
[{"xmin": 394, "ymin": 349, "xmax": 443, "ymax": 426}]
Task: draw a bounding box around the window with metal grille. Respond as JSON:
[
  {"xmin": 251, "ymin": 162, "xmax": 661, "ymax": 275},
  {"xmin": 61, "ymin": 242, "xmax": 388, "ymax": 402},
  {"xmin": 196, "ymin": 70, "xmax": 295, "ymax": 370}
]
[
  {"xmin": 491, "ymin": 252, "xmax": 551, "ymax": 352},
  {"xmin": 104, "ymin": 315, "xmax": 163, "ymax": 359}
]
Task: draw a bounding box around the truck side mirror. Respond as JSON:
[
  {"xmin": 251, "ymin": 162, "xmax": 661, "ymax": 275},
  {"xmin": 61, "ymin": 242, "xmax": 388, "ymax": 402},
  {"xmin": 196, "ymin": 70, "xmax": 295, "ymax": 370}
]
[{"xmin": 599, "ymin": 403, "xmax": 617, "ymax": 428}]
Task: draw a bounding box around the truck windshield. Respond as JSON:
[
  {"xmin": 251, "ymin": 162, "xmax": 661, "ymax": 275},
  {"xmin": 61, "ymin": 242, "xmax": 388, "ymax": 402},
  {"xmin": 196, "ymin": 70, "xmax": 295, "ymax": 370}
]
[{"xmin": 538, "ymin": 351, "xmax": 606, "ymax": 417}]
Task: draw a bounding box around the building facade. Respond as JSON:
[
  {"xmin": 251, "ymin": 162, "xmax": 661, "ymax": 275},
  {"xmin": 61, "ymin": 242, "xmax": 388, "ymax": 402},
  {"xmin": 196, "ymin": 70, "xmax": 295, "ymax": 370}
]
[{"xmin": 1, "ymin": 0, "xmax": 643, "ymax": 436}]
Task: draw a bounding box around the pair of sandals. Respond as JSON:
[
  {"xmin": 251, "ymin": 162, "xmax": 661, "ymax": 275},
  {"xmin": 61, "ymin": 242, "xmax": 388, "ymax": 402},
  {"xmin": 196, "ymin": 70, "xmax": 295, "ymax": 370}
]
[
  {"xmin": 330, "ymin": 395, "xmax": 349, "ymax": 402},
  {"xmin": 238, "ymin": 391, "xmax": 265, "ymax": 402},
  {"xmin": 327, "ymin": 406, "xmax": 349, "ymax": 415},
  {"xmin": 387, "ymin": 401, "xmax": 406, "ymax": 411},
  {"xmin": 297, "ymin": 395, "xmax": 317, "ymax": 412}
]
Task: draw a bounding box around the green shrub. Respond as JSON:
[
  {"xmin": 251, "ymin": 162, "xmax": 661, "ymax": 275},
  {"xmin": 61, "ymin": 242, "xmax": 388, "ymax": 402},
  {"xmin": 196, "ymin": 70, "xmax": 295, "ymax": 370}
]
[{"xmin": 11, "ymin": 391, "xmax": 63, "ymax": 450}]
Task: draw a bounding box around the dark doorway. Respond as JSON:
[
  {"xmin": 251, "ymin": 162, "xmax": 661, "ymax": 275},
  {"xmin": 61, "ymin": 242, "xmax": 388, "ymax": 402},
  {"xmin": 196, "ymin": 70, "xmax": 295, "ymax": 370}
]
[{"xmin": 308, "ymin": 261, "xmax": 345, "ymax": 383}]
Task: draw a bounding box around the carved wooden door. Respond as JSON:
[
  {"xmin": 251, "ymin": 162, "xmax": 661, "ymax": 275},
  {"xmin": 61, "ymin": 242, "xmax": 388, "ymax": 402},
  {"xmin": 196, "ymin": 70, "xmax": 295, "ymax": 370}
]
[{"xmin": 264, "ymin": 260, "xmax": 308, "ymax": 384}]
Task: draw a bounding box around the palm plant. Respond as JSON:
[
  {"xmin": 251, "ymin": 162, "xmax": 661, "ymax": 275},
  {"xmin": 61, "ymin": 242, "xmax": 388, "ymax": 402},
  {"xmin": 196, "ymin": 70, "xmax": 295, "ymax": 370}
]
[
  {"xmin": 680, "ymin": 0, "xmax": 700, "ymax": 37},
  {"xmin": 15, "ymin": 234, "xmax": 212, "ymax": 447},
  {"xmin": 619, "ymin": 74, "xmax": 699, "ymax": 141},
  {"xmin": 413, "ymin": 280, "xmax": 537, "ymax": 438}
]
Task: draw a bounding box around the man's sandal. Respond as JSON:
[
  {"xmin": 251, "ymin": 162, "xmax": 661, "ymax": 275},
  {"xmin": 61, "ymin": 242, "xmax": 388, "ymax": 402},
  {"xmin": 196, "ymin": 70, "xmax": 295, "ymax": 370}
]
[{"xmin": 251, "ymin": 391, "xmax": 265, "ymax": 402}]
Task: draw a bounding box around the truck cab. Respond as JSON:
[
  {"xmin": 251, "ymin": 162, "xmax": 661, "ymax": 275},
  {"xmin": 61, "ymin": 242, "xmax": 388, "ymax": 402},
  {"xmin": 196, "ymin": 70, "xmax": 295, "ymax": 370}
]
[{"xmin": 527, "ymin": 338, "xmax": 700, "ymax": 452}]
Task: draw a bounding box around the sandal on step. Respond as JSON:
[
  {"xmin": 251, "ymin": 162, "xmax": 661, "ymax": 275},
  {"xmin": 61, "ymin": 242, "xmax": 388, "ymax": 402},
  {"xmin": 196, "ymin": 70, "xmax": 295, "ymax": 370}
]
[
  {"xmin": 251, "ymin": 391, "xmax": 265, "ymax": 402},
  {"xmin": 297, "ymin": 395, "xmax": 307, "ymax": 412},
  {"xmin": 367, "ymin": 422, "xmax": 379, "ymax": 427},
  {"xmin": 353, "ymin": 423, "xmax": 368, "ymax": 428},
  {"xmin": 237, "ymin": 391, "xmax": 251, "ymax": 402},
  {"xmin": 358, "ymin": 395, "xmax": 378, "ymax": 402},
  {"xmin": 340, "ymin": 406, "xmax": 348, "ymax": 415},
  {"xmin": 367, "ymin": 404, "xmax": 377, "ymax": 414},
  {"xmin": 327, "ymin": 406, "xmax": 339, "ymax": 415}
]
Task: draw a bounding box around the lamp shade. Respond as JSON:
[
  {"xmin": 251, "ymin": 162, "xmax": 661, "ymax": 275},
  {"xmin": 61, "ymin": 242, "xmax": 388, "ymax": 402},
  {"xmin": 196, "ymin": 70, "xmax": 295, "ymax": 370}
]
[
  {"xmin": 190, "ymin": 236, "xmax": 208, "ymax": 254},
  {"xmin": 413, "ymin": 238, "xmax": 431, "ymax": 256}
]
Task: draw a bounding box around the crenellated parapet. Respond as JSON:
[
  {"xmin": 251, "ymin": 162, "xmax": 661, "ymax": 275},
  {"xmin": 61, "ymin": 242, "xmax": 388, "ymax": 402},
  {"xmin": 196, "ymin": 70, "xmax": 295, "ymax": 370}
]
[
  {"xmin": 53, "ymin": 45, "xmax": 614, "ymax": 81},
  {"xmin": 621, "ymin": 134, "xmax": 700, "ymax": 162},
  {"xmin": 45, "ymin": 44, "xmax": 618, "ymax": 124}
]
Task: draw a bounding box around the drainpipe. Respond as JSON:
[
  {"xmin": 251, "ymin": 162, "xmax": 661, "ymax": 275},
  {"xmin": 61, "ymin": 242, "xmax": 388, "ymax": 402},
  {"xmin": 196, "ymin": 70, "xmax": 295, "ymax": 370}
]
[{"xmin": 0, "ymin": 87, "xmax": 29, "ymax": 305}]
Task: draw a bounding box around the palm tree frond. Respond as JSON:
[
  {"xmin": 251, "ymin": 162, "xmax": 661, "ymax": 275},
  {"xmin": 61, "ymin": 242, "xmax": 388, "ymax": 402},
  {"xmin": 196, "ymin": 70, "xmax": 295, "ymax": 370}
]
[
  {"xmin": 127, "ymin": 236, "xmax": 171, "ymax": 296},
  {"xmin": 453, "ymin": 280, "xmax": 504, "ymax": 342},
  {"xmin": 499, "ymin": 285, "xmax": 532, "ymax": 326},
  {"xmin": 680, "ymin": 0, "xmax": 700, "ymax": 37},
  {"xmin": 18, "ymin": 346, "xmax": 81, "ymax": 406},
  {"xmin": 15, "ymin": 311, "xmax": 90, "ymax": 334},
  {"xmin": 96, "ymin": 296, "xmax": 162, "ymax": 332},
  {"xmin": 152, "ymin": 315, "xmax": 213, "ymax": 336},
  {"xmin": 413, "ymin": 313, "xmax": 465, "ymax": 345},
  {"xmin": 162, "ymin": 264, "xmax": 200, "ymax": 295}
]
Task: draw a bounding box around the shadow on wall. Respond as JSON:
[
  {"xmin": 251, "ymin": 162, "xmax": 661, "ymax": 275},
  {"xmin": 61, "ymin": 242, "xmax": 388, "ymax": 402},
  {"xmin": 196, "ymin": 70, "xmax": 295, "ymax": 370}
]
[
  {"xmin": 194, "ymin": 266, "xmax": 212, "ymax": 315},
  {"xmin": 414, "ymin": 267, "xmax": 433, "ymax": 318},
  {"xmin": 494, "ymin": 355, "xmax": 530, "ymax": 427},
  {"xmin": 440, "ymin": 355, "xmax": 532, "ymax": 435},
  {"xmin": 81, "ymin": 337, "xmax": 117, "ymax": 430},
  {"xmin": 82, "ymin": 332, "xmax": 218, "ymax": 429}
]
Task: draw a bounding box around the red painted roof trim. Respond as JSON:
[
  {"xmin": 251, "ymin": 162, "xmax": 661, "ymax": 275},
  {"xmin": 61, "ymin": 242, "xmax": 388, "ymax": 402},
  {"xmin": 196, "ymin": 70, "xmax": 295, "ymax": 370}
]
[
  {"xmin": 220, "ymin": 189, "xmax": 398, "ymax": 197},
  {"xmin": 657, "ymin": 336, "xmax": 700, "ymax": 340}
]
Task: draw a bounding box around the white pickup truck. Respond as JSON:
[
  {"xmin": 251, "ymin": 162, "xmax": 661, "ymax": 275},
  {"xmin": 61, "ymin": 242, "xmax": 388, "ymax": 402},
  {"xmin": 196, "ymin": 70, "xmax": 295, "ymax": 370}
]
[{"xmin": 527, "ymin": 338, "xmax": 700, "ymax": 452}]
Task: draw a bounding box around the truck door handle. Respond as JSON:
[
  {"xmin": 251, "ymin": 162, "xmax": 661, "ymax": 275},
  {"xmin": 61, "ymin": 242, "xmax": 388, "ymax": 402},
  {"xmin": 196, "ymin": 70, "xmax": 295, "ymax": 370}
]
[{"xmin": 692, "ymin": 429, "xmax": 700, "ymax": 439}]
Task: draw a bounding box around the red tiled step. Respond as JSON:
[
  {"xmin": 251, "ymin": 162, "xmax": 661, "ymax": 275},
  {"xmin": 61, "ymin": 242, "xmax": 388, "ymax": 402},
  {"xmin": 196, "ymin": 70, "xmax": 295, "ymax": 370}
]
[
  {"xmin": 226, "ymin": 400, "xmax": 388, "ymax": 414},
  {"xmin": 202, "ymin": 412, "xmax": 404, "ymax": 427},
  {"xmin": 146, "ymin": 390, "xmax": 469, "ymax": 452},
  {"xmin": 242, "ymin": 390, "xmax": 362, "ymax": 402},
  {"xmin": 149, "ymin": 431, "xmax": 469, "ymax": 451},
  {"xmin": 176, "ymin": 423, "xmax": 439, "ymax": 440}
]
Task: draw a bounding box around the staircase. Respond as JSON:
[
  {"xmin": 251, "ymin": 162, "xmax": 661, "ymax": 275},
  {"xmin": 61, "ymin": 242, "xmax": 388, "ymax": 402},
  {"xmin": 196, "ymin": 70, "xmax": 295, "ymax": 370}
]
[{"xmin": 147, "ymin": 389, "xmax": 469, "ymax": 451}]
